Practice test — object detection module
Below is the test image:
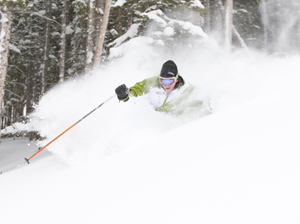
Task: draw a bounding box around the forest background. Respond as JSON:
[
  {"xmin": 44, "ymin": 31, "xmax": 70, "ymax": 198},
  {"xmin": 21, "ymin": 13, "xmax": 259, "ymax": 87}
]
[{"xmin": 0, "ymin": 0, "xmax": 291, "ymax": 134}]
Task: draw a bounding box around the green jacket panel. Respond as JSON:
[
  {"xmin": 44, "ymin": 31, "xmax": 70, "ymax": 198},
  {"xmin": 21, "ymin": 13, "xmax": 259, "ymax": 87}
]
[
  {"xmin": 129, "ymin": 76, "xmax": 160, "ymax": 97},
  {"xmin": 128, "ymin": 75, "xmax": 185, "ymax": 97}
]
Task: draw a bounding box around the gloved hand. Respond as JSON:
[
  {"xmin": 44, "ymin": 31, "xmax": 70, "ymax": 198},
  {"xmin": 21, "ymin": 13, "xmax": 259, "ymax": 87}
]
[{"xmin": 115, "ymin": 84, "xmax": 129, "ymax": 101}]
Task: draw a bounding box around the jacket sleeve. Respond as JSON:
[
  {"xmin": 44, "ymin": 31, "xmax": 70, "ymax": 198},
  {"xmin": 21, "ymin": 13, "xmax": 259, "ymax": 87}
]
[{"xmin": 129, "ymin": 76, "xmax": 159, "ymax": 97}]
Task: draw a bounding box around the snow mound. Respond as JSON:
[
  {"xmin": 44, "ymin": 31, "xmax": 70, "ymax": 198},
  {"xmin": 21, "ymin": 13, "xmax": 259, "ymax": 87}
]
[{"xmin": 1, "ymin": 88, "xmax": 300, "ymax": 224}]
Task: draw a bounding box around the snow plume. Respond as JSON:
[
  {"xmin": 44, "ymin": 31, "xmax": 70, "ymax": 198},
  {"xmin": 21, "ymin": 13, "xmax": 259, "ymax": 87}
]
[
  {"xmin": 28, "ymin": 11, "xmax": 300, "ymax": 165},
  {"xmin": 260, "ymin": 0, "xmax": 300, "ymax": 53},
  {"xmin": 28, "ymin": 16, "xmax": 213, "ymax": 164},
  {"xmin": 29, "ymin": 40, "xmax": 300, "ymax": 166},
  {"xmin": 29, "ymin": 66, "xmax": 178, "ymax": 165}
]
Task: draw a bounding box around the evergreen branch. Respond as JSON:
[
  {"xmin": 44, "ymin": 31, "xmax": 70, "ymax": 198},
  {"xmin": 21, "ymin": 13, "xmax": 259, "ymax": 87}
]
[
  {"xmin": 4, "ymin": 89, "xmax": 22, "ymax": 99},
  {"xmin": 21, "ymin": 11, "xmax": 62, "ymax": 26},
  {"xmin": 9, "ymin": 40, "xmax": 27, "ymax": 50},
  {"xmin": 5, "ymin": 80, "xmax": 26, "ymax": 87}
]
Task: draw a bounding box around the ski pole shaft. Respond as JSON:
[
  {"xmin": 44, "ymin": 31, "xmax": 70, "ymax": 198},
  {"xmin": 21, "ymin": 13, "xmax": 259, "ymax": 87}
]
[{"xmin": 24, "ymin": 94, "xmax": 116, "ymax": 164}]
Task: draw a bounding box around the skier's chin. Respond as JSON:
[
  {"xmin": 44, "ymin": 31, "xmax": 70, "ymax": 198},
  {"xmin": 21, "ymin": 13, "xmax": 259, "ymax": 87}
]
[{"xmin": 164, "ymin": 87, "xmax": 172, "ymax": 93}]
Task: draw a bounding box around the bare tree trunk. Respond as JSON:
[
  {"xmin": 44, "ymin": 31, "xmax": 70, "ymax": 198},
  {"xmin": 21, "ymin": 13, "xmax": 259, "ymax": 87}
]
[
  {"xmin": 224, "ymin": 0, "xmax": 233, "ymax": 49},
  {"xmin": 26, "ymin": 67, "xmax": 34, "ymax": 115},
  {"xmin": 85, "ymin": 0, "xmax": 96, "ymax": 72},
  {"xmin": 93, "ymin": 0, "xmax": 112, "ymax": 68},
  {"xmin": 127, "ymin": 9, "xmax": 133, "ymax": 30},
  {"xmin": 204, "ymin": 0, "xmax": 211, "ymax": 34},
  {"xmin": 40, "ymin": 0, "xmax": 52, "ymax": 94},
  {"xmin": 0, "ymin": 7, "xmax": 13, "ymax": 138},
  {"xmin": 59, "ymin": 0, "xmax": 67, "ymax": 83},
  {"xmin": 95, "ymin": 0, "xmax": 105, "ymax": 41},
  {"xmin": 211, "ymin": 0, "xmax": 223, "ymax": 42},
  {"xmin": 260, "ymin": 0, "xmax": 269, "ymax": 50},
  {"xmin": 191, "ymin": 10, "xmax": 201, "ymax": 27},
  {"xmin": 117, "ymin": 7, "xmax": 122, "ymax": 36},
  {"xmin": 232, "ymin": 25, "xmax": 248, "ymax": 49}
]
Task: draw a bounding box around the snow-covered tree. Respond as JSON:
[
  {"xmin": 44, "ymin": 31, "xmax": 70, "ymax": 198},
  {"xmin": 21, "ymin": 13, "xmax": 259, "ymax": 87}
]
[
  {"xmin": 59, "ymin": 0, "xmax": 67, "ymax": 83},
  {"xmin": 0, "ymin": 0, "xmax": 26, "ymax": 135},
  {"xmin": 2, "ymin": 0, "xmax": 67, "ymax": 128},
  {"xmin": 85, "ymin": 0, "xmax": 96, "ymax": 71},
  {"xmin": 39, "ymin": 0, "xmax": 52, "ymax": 95},
  {"xmin": 67, "ymin": 0, "xmax": 88, "ymax": 77},
  {"xmin": 106, "ymin": 0, "xmax": 206, "ymax": 58},
  {"xmin": 232, "ymin": 0, "xmax": 263, "ymax": 49}
]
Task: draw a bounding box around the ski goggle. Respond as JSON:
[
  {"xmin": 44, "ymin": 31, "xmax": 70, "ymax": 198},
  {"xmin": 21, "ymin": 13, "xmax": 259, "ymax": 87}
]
[{"xmin": 159, "ymin": 75, "xmax": 178, "ymax": 85}]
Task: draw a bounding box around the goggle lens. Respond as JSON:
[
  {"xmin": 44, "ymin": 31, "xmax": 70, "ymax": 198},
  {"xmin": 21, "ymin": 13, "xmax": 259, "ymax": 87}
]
[{"xmin": 160, "ymin": 78, "xmax": 175, "ymax": 85}]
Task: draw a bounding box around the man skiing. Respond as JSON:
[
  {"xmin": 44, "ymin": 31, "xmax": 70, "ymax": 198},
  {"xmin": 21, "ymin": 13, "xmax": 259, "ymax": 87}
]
[{"xmin": 115, "ymin": 60, "xmax": 206, "ymax": 115}]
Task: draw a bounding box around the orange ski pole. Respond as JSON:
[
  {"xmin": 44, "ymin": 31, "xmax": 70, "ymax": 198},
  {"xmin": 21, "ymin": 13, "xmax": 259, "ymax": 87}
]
[{"xmin": 24, "ymin": 95, "xmax": 116, "ymax": 164}]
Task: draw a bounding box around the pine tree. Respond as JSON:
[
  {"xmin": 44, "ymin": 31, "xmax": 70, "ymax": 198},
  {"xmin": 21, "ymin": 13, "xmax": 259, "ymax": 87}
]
[
  {"xmin": 0, "ymin": 0, "xmax": 26, "ymax": 136},
  {"xmin": 59, "ymin": 0, "xmax": 67, "ymax": 83},
  {"xmin": 67, "ymin": 0, "xmax": 88, "ymax": 77},
  {"xmin": 85, "ymin": 0, "xmax": 96, "ymax": 71},
  {"xmin": 106, "ymin": 0, "xmax": 206, "ymax": 57}
]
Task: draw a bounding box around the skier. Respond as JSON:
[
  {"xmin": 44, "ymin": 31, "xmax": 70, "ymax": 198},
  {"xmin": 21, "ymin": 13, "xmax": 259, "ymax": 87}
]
[{"xmin": 115, "ymin": 60, "xmax": 208, "ymax": 115}]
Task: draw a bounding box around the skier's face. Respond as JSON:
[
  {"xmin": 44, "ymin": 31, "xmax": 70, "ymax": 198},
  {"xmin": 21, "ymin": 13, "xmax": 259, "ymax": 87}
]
[{"xmin": 161, "ymin": 78, "xmax": 178, "ymax": 93}]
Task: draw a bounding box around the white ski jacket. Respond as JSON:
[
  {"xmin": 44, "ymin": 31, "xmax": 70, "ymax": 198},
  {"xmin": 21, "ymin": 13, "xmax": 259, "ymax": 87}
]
[{"xmin": 124, "ymin": 75, "xmax": 204, "ymax": 114}]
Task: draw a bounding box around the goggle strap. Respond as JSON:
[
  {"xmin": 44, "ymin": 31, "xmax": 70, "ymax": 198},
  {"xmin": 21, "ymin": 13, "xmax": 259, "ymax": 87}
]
[{"xmin": 159, "ymin": 74, "xmax": 178, "ymax": 80}]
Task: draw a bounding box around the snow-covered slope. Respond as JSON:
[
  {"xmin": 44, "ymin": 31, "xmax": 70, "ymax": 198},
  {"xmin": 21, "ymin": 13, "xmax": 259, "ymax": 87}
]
[
  {"xmin": 2, "ymin": 37, "xmax": 300, "ymax": 223},
  {"xmin": 1, "ymin": 87, "xmax": 300, "ymax": 224}
]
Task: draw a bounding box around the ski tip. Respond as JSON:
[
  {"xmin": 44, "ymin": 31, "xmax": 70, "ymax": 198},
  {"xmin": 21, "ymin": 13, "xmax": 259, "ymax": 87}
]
[{"xmin": 24, "ymin": 158, "xmax": 30, "ymax": 164}]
